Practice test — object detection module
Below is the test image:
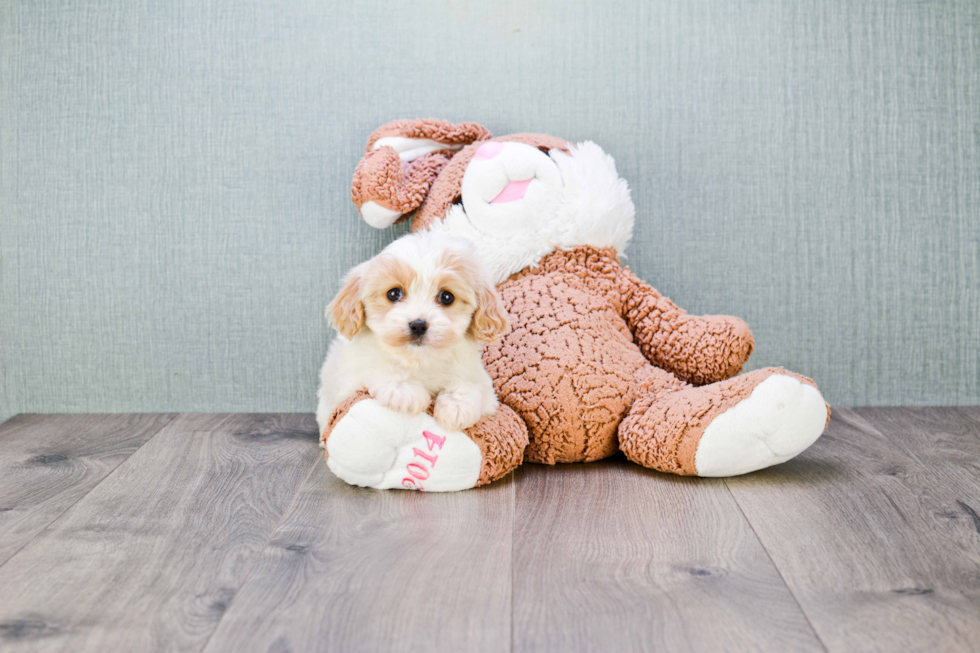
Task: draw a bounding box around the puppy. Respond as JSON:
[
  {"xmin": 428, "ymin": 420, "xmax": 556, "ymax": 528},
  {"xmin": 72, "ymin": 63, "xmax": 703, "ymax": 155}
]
[{"xmin": 316, "ymin": 231, "xmax": 510, "ymax": 438}]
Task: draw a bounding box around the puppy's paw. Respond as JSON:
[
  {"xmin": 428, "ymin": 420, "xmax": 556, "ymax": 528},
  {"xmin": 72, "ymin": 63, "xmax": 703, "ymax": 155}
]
[
  {"xmin": 434, "ymin": 389, "xmax": 483, "ymax": 431},
  {"xmin": 373, "ymin": 382, "xmax": 431, "ymax": 416}
]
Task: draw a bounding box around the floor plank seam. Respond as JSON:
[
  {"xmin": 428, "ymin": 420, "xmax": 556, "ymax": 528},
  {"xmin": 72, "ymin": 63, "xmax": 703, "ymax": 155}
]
[
  {"xmin": 196, "ymin": 454, "xmax": 322, "ymax": 653},
  {"xmin": 510, "ymin": 469, "xmax": 517, "ymax": 653},
  {"xmin": 0, "ymin": 413, "xmax": 180, "ymax": 573},
  {"xmin": 722, "ymin": 479, "xmax": 831, "ymax": 653}
]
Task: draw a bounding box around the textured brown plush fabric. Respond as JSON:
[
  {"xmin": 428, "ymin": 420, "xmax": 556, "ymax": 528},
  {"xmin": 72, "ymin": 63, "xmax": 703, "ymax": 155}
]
[
  {"xmin": 486, "ymin": 248, "xmax": 661, "ymax": 463},
  {"xmin": 465, "ymin": 403, "xmax": 529, "ymax": 486},
  {"xmin": 619, "ymin": 367, "xmax": 824, "ymax": 474},
  {"xmin": 351, "ymin": 118, "xmax": 496, "ymax": 224},
  {"xmin": 484, "ymin": 246, "xmax": 760, "ymax": 465},
  {"xmin": 364, "ymin": 118, "xmax": 492, "ymax": 152},
  {"xmin": 351, "ymin": 149, "xmax": 452, "ymax": 214},
  {"xmin": 618, "ymin": 267, "xmax": 755, "ymax": 385},
  {"xmin": 320, "ymin": 391, "xmax": 529, "ymax": 486},
  {"xmin": 483, "ymin": 248, "xmax": 823, "ymax": 471}
]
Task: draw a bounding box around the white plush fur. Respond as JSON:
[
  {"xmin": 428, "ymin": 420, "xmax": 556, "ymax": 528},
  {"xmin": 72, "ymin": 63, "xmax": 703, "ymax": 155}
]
[
  {"xmin": 372, "ymin": 136, "xmax": 463, "ymax": 161},
  {"xmin": 359, "ymin": 201, "xmax": 402, "ymax": 228},
  {"xmin": 694, "ymin": 375, "xmax": 828, "ymax": 477},
  {"xmin": 326, "ymin": 399, "xmax": 483, "ymax": 492},
  {"xmin": 315, "ymin": 231, "xmax": 500, "ymax": 437},
  {"xmin": 429, "ymin": 141, "xmax": 635, "ymax": 285}
]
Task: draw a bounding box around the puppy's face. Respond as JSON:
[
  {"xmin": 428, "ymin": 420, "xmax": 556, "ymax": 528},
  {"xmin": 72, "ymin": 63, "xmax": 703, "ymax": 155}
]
[
  {"xmin": 328, "ymin": 235, "xmax": 509, "ymax": 350},
  {"xmin": 360, "ymin": 249, "xmax": 475, "ymax": 350}
]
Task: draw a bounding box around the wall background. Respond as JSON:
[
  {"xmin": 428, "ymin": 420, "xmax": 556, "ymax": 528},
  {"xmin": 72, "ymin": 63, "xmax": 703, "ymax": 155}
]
[{"xmin": 1, "ymin": 0, "xmax": 978, "ymax": 422}]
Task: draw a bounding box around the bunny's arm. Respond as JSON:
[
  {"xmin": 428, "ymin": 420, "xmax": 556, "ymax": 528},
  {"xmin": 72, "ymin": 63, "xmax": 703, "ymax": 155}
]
[{"xmin": 617, "ymin": 267, "xmax": 754, "ymax": 386}]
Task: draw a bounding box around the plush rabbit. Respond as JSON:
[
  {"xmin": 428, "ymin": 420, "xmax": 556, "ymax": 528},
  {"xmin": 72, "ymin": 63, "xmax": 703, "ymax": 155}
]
[{"xmin": 320, "ymin": 119, "xmax": 828, "ymax": 491}]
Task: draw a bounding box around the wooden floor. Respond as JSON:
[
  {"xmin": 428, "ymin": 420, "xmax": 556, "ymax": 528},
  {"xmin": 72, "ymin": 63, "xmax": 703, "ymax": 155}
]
[{"xmin": 0, "ymin": 409, "xmax": 978, "ymax": 652}]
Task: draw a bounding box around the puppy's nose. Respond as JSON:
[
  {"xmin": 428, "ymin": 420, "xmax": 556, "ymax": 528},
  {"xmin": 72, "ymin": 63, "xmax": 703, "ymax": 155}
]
[{"xmin": 408, "ymin": 319, "xmax": 428, "ymax": 338}]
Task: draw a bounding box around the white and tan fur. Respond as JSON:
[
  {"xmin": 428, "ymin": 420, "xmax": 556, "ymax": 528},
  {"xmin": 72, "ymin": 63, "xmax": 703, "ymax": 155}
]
[{"xmin": 316, "ymin": 231, "xmax": 509, "ymax": 438}]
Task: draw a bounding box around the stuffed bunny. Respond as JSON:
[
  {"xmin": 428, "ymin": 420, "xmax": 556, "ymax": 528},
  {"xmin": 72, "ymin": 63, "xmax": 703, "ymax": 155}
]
[{"xmin": 320, "ymin": 119, "xmax": 829, "ymax": 491}]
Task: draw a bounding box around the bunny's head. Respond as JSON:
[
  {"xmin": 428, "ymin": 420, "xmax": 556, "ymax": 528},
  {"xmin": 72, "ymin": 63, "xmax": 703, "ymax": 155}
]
[{"xmin": 351, "ymin": 119, "xmax": 636, "ymax": 284}]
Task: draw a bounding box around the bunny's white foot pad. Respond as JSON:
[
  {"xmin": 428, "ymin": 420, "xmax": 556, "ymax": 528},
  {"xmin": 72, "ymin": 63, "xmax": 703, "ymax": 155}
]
[
  {"xmin": 326, "ymin": 399, "xmax": 482, "ymax": 492},
  {"xmin": 694, "ymin": 374, "xmax": 827, "ymax": 477}
]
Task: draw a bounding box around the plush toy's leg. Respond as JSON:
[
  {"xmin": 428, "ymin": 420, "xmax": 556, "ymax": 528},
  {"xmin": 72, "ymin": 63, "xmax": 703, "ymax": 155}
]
[
  {"xmin": 464, "ymin": 404, "xmax": 530, "ymax": 486},
  {"xmin": 322, "ymin": 393, "xmax": 528, "ymax": 491},
  {"xmin": 619, "ymin": 368, "xmax": 829, "ymax": 477}
]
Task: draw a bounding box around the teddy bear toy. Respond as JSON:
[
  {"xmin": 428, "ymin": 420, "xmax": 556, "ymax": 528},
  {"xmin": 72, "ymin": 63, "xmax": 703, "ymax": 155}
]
[{"xmin": 319, "ymin": 119, "xmax": 829, "ymax": 492}]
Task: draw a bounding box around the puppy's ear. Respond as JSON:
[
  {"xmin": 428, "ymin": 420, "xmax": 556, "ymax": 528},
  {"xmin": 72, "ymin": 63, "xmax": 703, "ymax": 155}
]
[
  {"xmin": 327, "ymin": 265, "xmax": 366, "ymax": 339},
  {"xmin": 469, "ymin": 278, "xmax": 510, "ymax": 342}
]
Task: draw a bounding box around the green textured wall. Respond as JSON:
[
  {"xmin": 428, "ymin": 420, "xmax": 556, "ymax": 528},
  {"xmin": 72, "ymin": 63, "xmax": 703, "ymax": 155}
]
[{"xmin": 2, "ymin": 0, "xmax": 978, "ymax": 421}]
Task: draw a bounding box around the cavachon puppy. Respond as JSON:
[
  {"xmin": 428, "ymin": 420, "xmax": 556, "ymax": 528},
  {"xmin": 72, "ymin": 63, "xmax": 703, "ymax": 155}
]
[{"xmin": 316, "ymin": 231, "xmax": 510, "ymax": 457}]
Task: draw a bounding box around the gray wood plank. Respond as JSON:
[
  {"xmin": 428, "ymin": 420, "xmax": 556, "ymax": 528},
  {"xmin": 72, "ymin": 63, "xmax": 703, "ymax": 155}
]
[
  {"xmin": 0, "ymin": 413, "xmax": 320, "ymax": 652},
  {"xmin": 725, "ymin": 408, "xmax": 980, "ymax": 653},
  {"xmin": 0, "ymin": 413, "xmax": 176, "ymax": 566},
  {"xmin": 858, "ymin": 406, "xmax": 980, "ymax": 495},
  {"xmin": 959, "ymin": 406, "xmax": 980, "ymax": 425},
  {"xmin": 203, "ymin": 460, "xmax": 515, "ymax": 653},
  {"xmin": 512, "ymin": 458, "xmax": 824, "ymax": 653}
]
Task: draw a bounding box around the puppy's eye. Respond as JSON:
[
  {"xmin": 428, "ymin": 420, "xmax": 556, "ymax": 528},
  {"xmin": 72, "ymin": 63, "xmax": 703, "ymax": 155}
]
[
  {"xmin": 438, "ymin": 290, "xmax": 455, "ymax": 306},
  {"xmin": 386, "ymin": 288, "xmax": 403, "ymax": 302}
]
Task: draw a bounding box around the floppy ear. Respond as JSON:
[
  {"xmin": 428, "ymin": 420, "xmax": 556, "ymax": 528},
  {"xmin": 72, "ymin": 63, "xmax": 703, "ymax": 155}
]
[
  {"xmin": 327, "ymin": 265, "xmax": 366, "ymax": 339},
  {"xmin": 364, "ymin": 118, "xmax": 492, "ymax": 154},
  {"xmin": 351, "ymin": 119, "xmax": 492, "ymax": 229},
  {"xmin": 351, "ymin": 148, "xmax": 452, "ymax": 228},
  {"xmin": 469, "ymin": 278, "xmax": 510, "ymax": 342}
]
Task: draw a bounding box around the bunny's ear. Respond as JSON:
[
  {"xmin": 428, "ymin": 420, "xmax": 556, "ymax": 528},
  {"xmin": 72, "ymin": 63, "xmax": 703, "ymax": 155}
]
[
  {"xmin": 365, "ymin": 119, "xmax": 492, "ymax": 157},
  {"xmin": 351, "ymin": 119, "xmax": 491, "ymax": 228}
]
